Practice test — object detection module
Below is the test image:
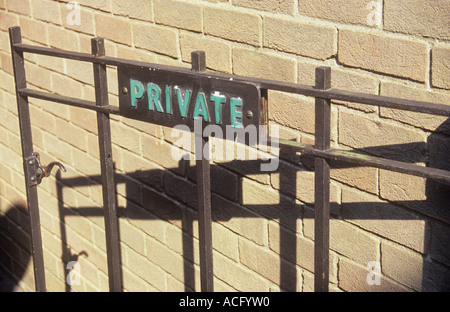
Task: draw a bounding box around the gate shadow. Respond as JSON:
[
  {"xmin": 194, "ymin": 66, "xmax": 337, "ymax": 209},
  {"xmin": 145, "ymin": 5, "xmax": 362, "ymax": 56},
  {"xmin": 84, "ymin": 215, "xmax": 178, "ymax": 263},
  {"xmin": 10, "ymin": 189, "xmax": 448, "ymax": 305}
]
[
  {"xmin": 1, "ymin": 120, "xmax": 449, "ymax": 292},
  {"xmin": 53, "ymin": 119, "xmax": 450, "ymax": 292}
]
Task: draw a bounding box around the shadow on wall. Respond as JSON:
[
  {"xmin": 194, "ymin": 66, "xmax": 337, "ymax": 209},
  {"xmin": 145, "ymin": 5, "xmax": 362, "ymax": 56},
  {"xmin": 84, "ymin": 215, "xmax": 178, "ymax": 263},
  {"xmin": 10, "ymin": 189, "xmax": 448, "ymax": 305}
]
[
  {"xmin": 0, "ymin": 119, "xmax": 449, "ymax": 292},
  {"xmin": 0, "ymin": 204, "xmax": 29, "ymax": 292}
]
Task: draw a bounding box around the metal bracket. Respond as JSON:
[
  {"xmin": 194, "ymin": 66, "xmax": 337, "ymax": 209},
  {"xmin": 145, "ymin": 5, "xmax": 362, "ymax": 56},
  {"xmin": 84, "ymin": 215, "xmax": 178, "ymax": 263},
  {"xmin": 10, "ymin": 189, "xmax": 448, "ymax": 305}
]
[{"xmin": 26, "ymin": 152, "xmax": 66, "ymax": 187}]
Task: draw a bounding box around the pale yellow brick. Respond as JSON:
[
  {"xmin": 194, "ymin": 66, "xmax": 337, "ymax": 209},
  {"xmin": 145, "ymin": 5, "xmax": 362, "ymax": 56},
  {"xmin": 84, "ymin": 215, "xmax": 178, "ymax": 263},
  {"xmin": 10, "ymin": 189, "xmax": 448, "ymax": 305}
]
[
  {"xmin": 239, "ymin": 237, "xmax": 302, "ymax": 291},
  {"xmin": 379, "ymin": 170, "xmax": 426, "ymax": 204},
  {"xmin": 338, "ymin": 110, "xmax": 427, "ymax": 163},
  {"xmin": 165, "ymin": 224, "xmax": 199, "ymax": 265},
  {"xmin": 116, "ymin": 45, "xmax": 158, "ymax": 64},
  {"xmin": 234, "ymin": 0, "xmax": 295, "ymax": 15},
  {"xmin": 122, "ymin": 267, "xmax": 153, "ymax": 292},
  {"xmin": 72, "ymin": 148, "xmax": 100, "ymax": 177},
  {"xmin": 25, "ymin": 62, "xmax": 52, "ymax": 91},
  {"xmin": 270, "ymin": 162, "xmax": 340, "ymax": 210},
  {"xmin": 145, "ymin": 236, "xmax": 187, "ymax": 284},
  {"xmin": 111, "ymin": 120, "xmax": 142, "ymax": 153},
  {"xmin": 180, "ymin": 32, "xmax": 231, "ymax": 73},
  {"xmin": 141, "ymin": 135, "xmax": 185, "ymax": 173},
  {"xmin": 330, "ymin": 165, "xmax": 378, "ymax": 195},
  {"xmin": 18, "ymin": 16, "xmax": 48, "ymax": 45},
  {"xmin": 65, "ymin": 58, "xmax": 94, "ymax": 85},
  {"xmin": 385, "ymin": 0, "xmax": 450, "ymax": 40},
  {"xmin": 69, "ymin": 106, "xmax": 98, "ymax": 134},
  {"xmin": 381, "ymin": 241, "xmax": 450, "ymax": 291},
  {"xmin": 0, "ymin": 71, "xmax": 14, "ymax": 96},
  {"xmin": 268, "ymin": 91, "xmax": 314, "ymax": 134},
  {"xmin": 204, "ymin": 6, "xmax": 261, "ymax": 46},
  {"xmin": 111, "ymin": 0, "xmax": 153, "ymax": 22},
  {"xmin": 154, "ymin": 0, "xmax": 202, "ymax": 32},
  {"xmin": 133, "ymin": 21, "xmax": 179, "ymax": 58},
  {"xmin": 29, "ymin": 105, "xmax": 56, "ymax": 133},
  {"xmin": 122, "ymin": 117, "xmax": 159, "ymax": 138},
  {"xmin": 212, "ymin": 222, "xmax": 239, "ymax": 261},
  {"xmin": 432, "ymin": 46, "xmax": 450, "ymax": 90},
  {"xmin": 298, "ymin": 61, "xmax": 379, "ymax": 113},
  {"xmin": 233, "ymin": 47, "xmax": 296, "ymax": 83},
  {"xmin": 0, "ymin": 32, "xmax": 11, "ymax": 54},
  {"xmin": 120, "ymin": 219, "xmax": 146, "ymax": 254},
  {"xmin": 44, "ymin": 269, "xmax": 66, "ymax": 292},
  {"xmin": 125, "ymin": 246, "xmax": 166, "ymax": 290},
  {"xmin": 342, "ymin": 188, "xmax": 426, "ymax": 253},
  {"xmin": 35, "ymin": 54, "xmax": 65, "ymax": 74},
  {"xmin": 299, "ymin": 0, "xmax": 380, "ymax": 26},
  {"xmin": 54, "ymin": 118, "xmax": 88, "ymax": 151},
  {"xmin": 0, "ymin": 11, "xmax": 19, "ymax": 32},
  {"xmin": 380, "ymin": 81, "xmax": 450, "ymax": 132},
  {"xmin": 338, "ymin": 29, "xmax": 428, "ymax": 82},
  {"xmin": 6, "ymin": 0, "xmax": 31, "ymax": 15},
  {"xmin": 63, "ymin": 226, "xmax": 108, "ymax": 274},
  {"xmin": 242, "ymin": 177, "xmax": 301, "ymax": 231},
  {"xmin": 213, "ymin": 251, "xmax": 270, "ymax": 291},
  {"xmin": 51, "ymin": 72, "xmax": 84, "ymax": 99},
  {"xmin": 74, "ymin": 0, "xmax": 111, "ymax": 12},
  {"xmin": 303, "ymin": 208, "xmax": 380, "ymax": 264},
  {"xmin": 32, "ymin": 95, "xmax": 71, "ymax": 121},
  {"xmin": 31, "ymin": 0, "xmax": 62, "ymax": 24},
  {"xmin": 268, "ymin": 222, "xmax": 314, "ymax": 273},
  {"xmin": 264, "ymin": 16, "xmax": 336, "ymax": 60},
  {"xmin": 338, "ymin": 257, "xmax": 410, "ymax": 292},
  {"xmin": 212, "ymin": 193, "xmax": 268, "ymax": 246},
  {"xmin": 95, "ymin": 14, "xmax": 132, "ymax": 45}
]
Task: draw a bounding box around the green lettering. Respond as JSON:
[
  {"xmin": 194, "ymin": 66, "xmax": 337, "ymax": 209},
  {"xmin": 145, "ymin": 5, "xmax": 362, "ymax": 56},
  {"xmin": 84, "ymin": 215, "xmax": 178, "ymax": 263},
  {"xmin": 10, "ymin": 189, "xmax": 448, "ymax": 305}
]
[
  {"xmin": 230, "ymin": 97, "xmax": 243, "ymax": 128},
  {"xmin": 193, "ymin": 92, "xmax": 209, "ymax": 122},
  {"xmin": 210, "ymin": 93, "xmax": 226, "ymax": 124},
  {"xmin": 147, "ymin": 83, "xmax": 163, "ymax": 112},
  {"xmin": 130, "ymin": 80, "xmax": 144, "ymax": 108},
  {"xmin": 165, "ymin": 86, "xmax": 172, "ymax": 114},
  {"xmin": 175, "ymin": 87, "xmax": 191, "ymax": 118}
]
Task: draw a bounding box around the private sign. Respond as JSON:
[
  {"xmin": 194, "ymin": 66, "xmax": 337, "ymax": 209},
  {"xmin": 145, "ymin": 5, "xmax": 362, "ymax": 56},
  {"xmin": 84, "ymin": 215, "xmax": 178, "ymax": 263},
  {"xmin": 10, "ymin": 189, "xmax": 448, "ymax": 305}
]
[{"xmin": 118, "ymin": 63, "xmax": 265, "ymax": 141}]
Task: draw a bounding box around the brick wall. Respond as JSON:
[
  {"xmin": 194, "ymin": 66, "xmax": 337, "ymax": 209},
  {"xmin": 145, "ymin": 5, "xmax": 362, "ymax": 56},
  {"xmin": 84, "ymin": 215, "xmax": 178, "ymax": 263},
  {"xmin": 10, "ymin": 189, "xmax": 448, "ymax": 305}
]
[{"xmin": 0, "ymin": 0, "xmax": 449, "ymax": 292}]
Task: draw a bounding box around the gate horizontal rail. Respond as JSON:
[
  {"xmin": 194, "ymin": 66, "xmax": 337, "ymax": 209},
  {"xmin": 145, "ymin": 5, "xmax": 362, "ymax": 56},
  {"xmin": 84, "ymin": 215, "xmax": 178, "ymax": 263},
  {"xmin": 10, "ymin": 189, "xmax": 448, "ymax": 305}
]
[
  {"xmin": 13, "ymin": 43, "xmax": 450, "ymax": 117},
  {"xmin": 8, "ymin": 26, "xmax": 450, "ymax": 292}
]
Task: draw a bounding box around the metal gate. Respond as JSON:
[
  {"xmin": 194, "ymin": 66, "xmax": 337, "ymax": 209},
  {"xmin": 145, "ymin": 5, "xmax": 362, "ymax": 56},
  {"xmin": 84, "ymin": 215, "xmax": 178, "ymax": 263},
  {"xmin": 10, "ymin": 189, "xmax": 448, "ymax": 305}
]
[{"xmin": 8, "ymin": 26, "xmax": 450, "ymax": 292}]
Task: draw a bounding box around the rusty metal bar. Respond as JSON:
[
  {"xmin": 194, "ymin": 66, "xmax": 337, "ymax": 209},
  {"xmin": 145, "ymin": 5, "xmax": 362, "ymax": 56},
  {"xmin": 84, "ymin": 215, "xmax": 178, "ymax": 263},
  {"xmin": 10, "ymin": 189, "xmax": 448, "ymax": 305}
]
[
  {"xmin": 17, "ymin": 88, "xmax": 120, "ymax": 115},
  {"xmin": 92, "ymin": 37, "xmax": 122, "ymax": 292},
  {"xmin": 192, "ymin": 51, "xmax": 214, "ymax": 292},
  {"xmin": 12, "ymin": 42, "xmax": 450, "ymax": 117},
  {"xmin": 314, "ymin": 67, "xmax": 331, "ymax": 292},
  {"xmin": 274, "ymin": 139, "xmax": 450, "ymax": 184},
  {"xmin": 9, "ymin": 26, "xmax": 47, "ymax": 292}
]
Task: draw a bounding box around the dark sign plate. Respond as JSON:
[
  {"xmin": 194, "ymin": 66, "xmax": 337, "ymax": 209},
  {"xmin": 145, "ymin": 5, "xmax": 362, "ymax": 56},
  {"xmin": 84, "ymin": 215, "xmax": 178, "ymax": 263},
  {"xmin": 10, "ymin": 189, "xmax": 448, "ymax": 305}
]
[{"xmin": 118, "ymin": 64, "xmax": 265, "ymax": 143}]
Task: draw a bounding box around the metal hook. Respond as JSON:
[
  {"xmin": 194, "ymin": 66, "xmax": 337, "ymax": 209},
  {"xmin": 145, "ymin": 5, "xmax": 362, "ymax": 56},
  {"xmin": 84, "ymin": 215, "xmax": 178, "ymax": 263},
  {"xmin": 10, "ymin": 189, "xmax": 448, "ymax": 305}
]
[
  {"xmin": 44, "ymin": 161, "xmax": 67, "ymax": 177},
  {"xmin": 29, "ymin": 152, "xmax": 66, "ymax": 185}
]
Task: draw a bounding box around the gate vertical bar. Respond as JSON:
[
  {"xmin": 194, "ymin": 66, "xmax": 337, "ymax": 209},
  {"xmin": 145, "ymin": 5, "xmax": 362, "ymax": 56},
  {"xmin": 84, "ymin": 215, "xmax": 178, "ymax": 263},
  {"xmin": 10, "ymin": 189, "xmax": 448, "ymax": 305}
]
[
  {"xmin": 92, "ymin": 38, "xmax": 122, "ymax": 292},
  {"xmin": 8, "ymin": 26, "xmax": 47, "ymax": 292},
  {"xmin": 192, "ymin": 51, "xmax": 214, "ymax": 292},
  {"xmin": 314, "ymin": 66, "xmax": 331, "ymax": 292}
]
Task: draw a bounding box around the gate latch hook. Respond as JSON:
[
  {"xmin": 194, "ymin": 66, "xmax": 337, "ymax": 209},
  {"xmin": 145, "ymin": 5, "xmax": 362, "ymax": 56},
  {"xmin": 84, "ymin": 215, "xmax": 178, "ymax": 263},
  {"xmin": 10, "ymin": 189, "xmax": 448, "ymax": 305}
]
[{"xmin": 27, "ymin": 152, "xmax": 66, "ymax": 186}]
